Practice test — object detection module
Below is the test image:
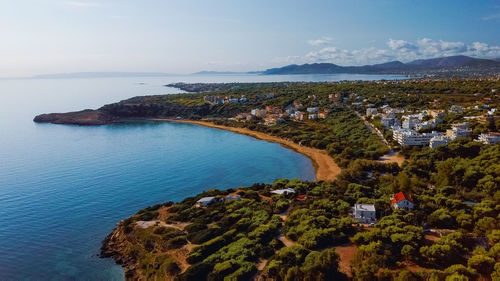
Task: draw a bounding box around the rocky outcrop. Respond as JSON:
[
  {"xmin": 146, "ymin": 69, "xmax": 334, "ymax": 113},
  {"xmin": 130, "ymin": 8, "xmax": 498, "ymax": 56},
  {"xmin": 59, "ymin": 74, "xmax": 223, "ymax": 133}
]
[
  {"xmin": 101, "ymin": 221, "xmax": 140, "ymax": 280},
  {"xmin": 33, "ymin": 109, "xmax": 115, "ymax": 125}
]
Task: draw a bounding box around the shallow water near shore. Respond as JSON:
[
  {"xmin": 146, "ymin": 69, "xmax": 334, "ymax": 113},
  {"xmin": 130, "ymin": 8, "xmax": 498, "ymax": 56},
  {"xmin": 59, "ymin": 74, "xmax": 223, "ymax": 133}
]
[{"xmin": 0, "ymin": 74, "xmax": 404, "ymax": 280}]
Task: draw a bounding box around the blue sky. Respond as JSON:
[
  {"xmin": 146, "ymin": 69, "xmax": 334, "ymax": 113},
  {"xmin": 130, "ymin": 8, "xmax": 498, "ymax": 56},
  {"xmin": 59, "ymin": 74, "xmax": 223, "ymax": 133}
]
[{"xmin": 1, "ymin": 0, "xmax": 500, "ymax": 76}]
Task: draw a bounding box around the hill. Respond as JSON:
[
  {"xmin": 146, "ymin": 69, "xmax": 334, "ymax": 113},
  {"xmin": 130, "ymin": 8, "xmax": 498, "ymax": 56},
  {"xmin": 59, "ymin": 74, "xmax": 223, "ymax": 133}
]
[{"xmin": 262, "ymin": 55, "xmax": 500, "ymax": 76}]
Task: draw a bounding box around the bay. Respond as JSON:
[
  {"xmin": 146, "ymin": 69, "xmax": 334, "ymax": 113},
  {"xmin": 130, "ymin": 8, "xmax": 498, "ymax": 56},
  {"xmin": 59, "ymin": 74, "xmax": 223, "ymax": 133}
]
[{"xmin": 0, "ymin": 73, "xmax": 404, "ymax": 280}]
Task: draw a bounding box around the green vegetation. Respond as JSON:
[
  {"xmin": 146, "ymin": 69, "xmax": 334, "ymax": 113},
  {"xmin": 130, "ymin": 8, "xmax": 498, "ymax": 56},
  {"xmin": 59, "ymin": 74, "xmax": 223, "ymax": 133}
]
[
  {"xmin": 103, "ymin": 79, "xmax": 499, "ymax": 280},
  {"xmin": 107, "ymin": 137, "xmax": 498, "ymax": 280}
]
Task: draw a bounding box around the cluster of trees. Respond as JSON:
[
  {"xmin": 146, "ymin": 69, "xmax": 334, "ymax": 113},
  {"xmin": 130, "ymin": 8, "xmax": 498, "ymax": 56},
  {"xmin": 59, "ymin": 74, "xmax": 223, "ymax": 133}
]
[
  {"xmin": 261, "ymin": 246, "xmax": 346, "ymax": 280},
  {"xmin": 112, "ymin": 140, "xmax": 499, "ymax": 279}
]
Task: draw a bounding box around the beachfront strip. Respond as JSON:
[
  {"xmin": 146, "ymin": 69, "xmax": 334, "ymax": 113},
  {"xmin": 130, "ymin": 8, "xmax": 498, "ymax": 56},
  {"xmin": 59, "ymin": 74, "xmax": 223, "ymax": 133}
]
[
  {"xmin": 205, "ymin": 88, "xmax": 499, "ymax": 149},
  {"xmin": 204, "ymin": 92, "xmax": 344, "ymax": 126}
]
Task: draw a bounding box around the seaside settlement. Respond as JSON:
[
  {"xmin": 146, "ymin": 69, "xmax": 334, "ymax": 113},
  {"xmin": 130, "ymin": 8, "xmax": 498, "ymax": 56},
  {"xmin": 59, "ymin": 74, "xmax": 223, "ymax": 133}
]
[
  {"xmin": 36, "ymin": 79, "xmax": 500, "ymax": 281},
  {"xmin": 202, "ymin": 82, "xmax": 500, "ymax": 151}
]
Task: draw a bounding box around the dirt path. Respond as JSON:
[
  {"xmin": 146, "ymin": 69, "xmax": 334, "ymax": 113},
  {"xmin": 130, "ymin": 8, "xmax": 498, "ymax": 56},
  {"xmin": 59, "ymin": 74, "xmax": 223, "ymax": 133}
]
[
  {"xmin": 278, "ymin": 234, "xmax": 297, "ymax": 247},
  {"xmin": 152, "ymin": 119, "xmax": 341, "ymax": 181},
  {"xmin": 335, "ymin": 243, "xmax": 357, "ymax": 277}
]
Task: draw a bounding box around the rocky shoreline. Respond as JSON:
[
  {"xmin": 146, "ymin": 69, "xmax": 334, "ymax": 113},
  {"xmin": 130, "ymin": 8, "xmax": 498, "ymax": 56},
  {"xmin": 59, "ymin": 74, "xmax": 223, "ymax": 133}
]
[
  {"xmin": 100, "ymin": 221, "xmax": 141, "ymax": 280},
  {"xmin": 33, "ymin": 109, "xmax": 116, "ymax": 125}
]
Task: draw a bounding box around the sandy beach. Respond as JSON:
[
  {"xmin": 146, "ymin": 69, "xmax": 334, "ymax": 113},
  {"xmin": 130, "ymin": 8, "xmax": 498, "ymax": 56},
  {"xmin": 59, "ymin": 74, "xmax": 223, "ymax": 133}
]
[{"xmin": 153, "ymin": 119, "xmax": 341, "ymax": 181}]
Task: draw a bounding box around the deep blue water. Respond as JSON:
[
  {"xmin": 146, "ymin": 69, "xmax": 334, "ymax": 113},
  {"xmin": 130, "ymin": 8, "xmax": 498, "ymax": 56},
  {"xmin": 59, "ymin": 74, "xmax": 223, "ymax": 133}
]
[{"xmin": 0, "ymin": 74, "xmax": 405, "ymax": 280}]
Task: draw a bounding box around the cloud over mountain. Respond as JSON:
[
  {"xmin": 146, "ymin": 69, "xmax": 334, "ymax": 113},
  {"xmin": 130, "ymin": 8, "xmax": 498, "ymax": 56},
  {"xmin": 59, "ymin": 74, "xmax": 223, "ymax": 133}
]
[{"xmin": 281, "ymin": 38, "xmax": 500, "ymax": 66}]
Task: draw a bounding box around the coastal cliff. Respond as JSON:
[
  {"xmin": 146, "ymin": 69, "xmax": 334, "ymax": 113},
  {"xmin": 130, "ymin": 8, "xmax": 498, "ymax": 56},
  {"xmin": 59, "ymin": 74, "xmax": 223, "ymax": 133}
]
[
  {"xmin": 33, "ymin": 109, "xmax": 115, "ymax": 125},
  {"xmin": 100, "ymin": 221, "xmax": 139, "ymax": 279},
  {"xmin": 33, "ymin": 94, "xmax": 248, "ymax": 125},
  {"xmin": 33, "ymin": 98, "xmax": 214, "ymax": 125}
]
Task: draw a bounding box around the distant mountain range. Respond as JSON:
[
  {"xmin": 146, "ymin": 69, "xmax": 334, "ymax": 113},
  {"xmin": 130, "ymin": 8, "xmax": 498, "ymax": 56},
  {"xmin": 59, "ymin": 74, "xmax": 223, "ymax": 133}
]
[
  {"xmin": 24, "ymin": 55, "xmax": 500, "ymax": 79},
  {"xmin": 261, "ymin": 55, "xmax": 500, "ymax": 75}
]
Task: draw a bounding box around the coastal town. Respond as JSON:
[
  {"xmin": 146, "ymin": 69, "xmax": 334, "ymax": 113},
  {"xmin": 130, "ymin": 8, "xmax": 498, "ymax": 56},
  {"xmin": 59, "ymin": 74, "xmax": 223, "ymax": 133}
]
[
  {"xmin": 201, "ymin": 81, "xmax": 500, "ymax": 149},
  {"xmin": 90, "ymin": 78, "xmax": 500, "ymax": 281}
]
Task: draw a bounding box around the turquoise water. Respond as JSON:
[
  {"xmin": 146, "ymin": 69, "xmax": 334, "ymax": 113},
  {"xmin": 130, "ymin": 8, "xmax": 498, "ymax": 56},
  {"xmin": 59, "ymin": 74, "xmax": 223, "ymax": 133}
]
[{"xmin": 0, "ymin": 74, "xmax": 404, "ymax": 280}]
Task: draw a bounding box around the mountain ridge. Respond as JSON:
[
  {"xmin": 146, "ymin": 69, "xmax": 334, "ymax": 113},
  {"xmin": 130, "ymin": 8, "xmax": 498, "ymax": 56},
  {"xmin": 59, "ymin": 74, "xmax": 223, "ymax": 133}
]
[{"xmin": 262, "ymin": 55, "xmax": 500, "ymax": 75}]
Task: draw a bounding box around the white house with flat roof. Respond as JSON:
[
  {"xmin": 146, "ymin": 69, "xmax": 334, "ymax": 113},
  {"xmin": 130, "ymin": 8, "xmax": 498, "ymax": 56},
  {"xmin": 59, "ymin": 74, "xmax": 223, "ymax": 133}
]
[
  {"xmin": 477, "ymin": 132, "xmax": 500, "ymax": 145},
  {"xmin": 271, "ymin": 188, "xmax": 295, "ymax": 195},
  {"xmin": 352, "ymin": 204, "xmax": 377, "ymax": 224},
  {"xmin": 196, "ymin": 196, "xmax": 216, "ymax": 207}
]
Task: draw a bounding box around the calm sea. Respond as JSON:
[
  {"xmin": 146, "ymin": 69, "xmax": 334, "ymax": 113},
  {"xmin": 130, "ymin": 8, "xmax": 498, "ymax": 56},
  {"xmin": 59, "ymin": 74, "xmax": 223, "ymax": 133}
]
[{"xmin": 0, "ymin": 74, "xmax": 405, "ymax": 280}]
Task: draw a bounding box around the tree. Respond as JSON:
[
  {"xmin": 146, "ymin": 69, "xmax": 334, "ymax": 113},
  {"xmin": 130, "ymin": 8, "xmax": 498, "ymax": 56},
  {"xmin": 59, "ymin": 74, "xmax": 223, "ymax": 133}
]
[
  {"xmin": 467, "ymin": 254, "xmax": 495, "ymax": 276},
  {"xmin": 394, "ymin": 270, "xmax": 419, "ymax": 281},
  {"xmin": 401, "ymin": 245, "xmax": 415, "ymax": 261}
]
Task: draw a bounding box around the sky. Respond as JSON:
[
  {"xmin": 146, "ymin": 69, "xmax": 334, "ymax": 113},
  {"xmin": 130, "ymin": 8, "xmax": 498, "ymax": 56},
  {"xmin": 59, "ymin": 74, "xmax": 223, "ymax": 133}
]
[{"xmin": 1, "ymin": 0, "xmax": 500, "ymax": 76}]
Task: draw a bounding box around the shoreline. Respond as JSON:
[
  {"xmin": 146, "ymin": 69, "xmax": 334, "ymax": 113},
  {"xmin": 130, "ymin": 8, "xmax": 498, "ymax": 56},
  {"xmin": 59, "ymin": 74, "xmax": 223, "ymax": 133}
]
[{"xmin": 149, "ymin": 118, "xmax": 341, "ymax": 181}]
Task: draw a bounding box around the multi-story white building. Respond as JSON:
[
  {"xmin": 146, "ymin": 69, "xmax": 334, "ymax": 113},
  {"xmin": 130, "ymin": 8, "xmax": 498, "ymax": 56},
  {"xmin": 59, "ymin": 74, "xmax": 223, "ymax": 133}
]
[
  {"xmin": 446, "ymin": 122, "xmax": 471, "ymax": 139},
  {"xmin": 477, "ymin": 132, "xmax": 500, "ymax": 145},
  {"xmin": 352, "ymin": 204, "xmax": 377, "ymax": 224},
  {"xmin": 402, "ymin": 115, "xmax": 421, "ymax": 130},
  {"xmin": 393, "ymin": 129, "xmax": 440, "ymax": 146},
  {"xmin": 429, "ymin": 135, "xmax": 451, "ymax": 148},
  {"xmin": 381, "ymin": 117, "xmax": 401, "ymax": 129},
  {"xmin": 306, "ymin": 107, "xmax": 319, "ymax": 113},
  {"xmin": 415, "ymin": 121, "xmax": 436, "ymax": 131}
]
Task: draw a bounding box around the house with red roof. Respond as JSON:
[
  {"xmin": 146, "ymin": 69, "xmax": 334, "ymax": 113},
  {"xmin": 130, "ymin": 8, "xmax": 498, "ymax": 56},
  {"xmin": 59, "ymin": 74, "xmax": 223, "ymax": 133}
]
[{"xmin": 391, "ymin": 192, "xmax": 414, "ymax": 210}]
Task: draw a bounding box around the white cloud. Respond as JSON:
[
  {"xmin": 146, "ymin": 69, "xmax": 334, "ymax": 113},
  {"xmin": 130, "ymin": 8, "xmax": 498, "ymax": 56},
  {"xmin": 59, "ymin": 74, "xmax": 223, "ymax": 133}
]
[
  {"xmin": 482, "ymin": 12, "xmax": 500, "ymax": 21},
  {"xmin": 281, "ymin": 38, "xmax": 500, "ymax": 66},
  {"xmin": 307, "ymin": 37, "xmax": 334, "ymax": 46},
  {"xmin": 387, "ymin": 39, "xmax": 417, "ymax": 51}
]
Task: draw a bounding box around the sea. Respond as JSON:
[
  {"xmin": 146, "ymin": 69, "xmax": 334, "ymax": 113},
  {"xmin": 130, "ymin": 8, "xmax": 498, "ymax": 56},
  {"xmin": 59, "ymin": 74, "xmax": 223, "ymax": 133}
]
[{"xmin": 0, "ymin": 73, "xmax": 406, "ymax": 280}]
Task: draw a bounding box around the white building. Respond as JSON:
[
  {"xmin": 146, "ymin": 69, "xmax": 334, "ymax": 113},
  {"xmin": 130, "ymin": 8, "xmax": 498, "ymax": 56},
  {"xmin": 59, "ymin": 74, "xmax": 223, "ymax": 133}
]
[
  {"xmin": 446, "ymin": 122, "xmax": 471, "ymax": 139},
  {"xmin": 402, "ymin": 115, "xmax": 421, "ymax": 130},
  {"xmin": 429, "ymin": 135, "xmax": 451, "ymax": 148},
  {"xmin": 352, "ymin": 204, "xmax": 377, "ymax": 224},
  {"xmin": 381, "ymin": 113, "xmax": 401, "ymax": 128},
  {"xmin": 295, "ymin": 111, "xmax": 305, "ymax": 121},
  {"xmin": 366, "ymin": 108, "xmax": 378, "ymax": 117},
  {"xmin": 308, "ymin": 113, "xmax": 318, "ymax": 119},
  {"xmin": 306, "ymin": 107, "xmax": 319, "ymax": 113},
  {"xmin": 196, "ymin": 197, "xmax": 216, "ymax": 207},
  {"xmin": 393, "ymin": 129, "xmax": 440, "ymax": 146},
  {"xmin": 251, "ymin": 109, "xmax": 267, "ymax": 118},
  {"xmin": 477, "ymin": 132, "xmax": 500, "ymax": 145},
  {"xmin": 415, "ymin": 121, "xmax": 436, "ymax": 131},
  {"xmin": 271, "ymin": 188, "xmax": 295, "ymax": 195}
]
